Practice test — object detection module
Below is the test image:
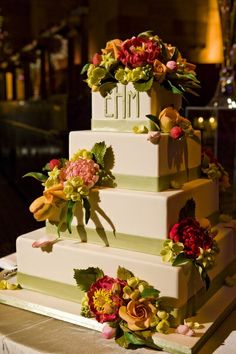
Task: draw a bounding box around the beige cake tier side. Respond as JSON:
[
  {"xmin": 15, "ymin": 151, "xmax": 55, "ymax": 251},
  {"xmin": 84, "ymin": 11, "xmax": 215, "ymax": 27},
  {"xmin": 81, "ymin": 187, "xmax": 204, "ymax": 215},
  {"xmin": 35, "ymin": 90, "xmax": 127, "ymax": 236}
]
[
  {"xmin": 91, "ymin": 83, "xmax": 181, "ymax": 132},
  {"xmin": 16, "ymin": 224, "xmax": 236, "ymax": 321},
  {"xmin": 69, "ymin": 130, "xmax": 201, "ymax": 192},
  {"xmin": 46, "ymin": 179, "xmax": 219, "ymax": 253}
]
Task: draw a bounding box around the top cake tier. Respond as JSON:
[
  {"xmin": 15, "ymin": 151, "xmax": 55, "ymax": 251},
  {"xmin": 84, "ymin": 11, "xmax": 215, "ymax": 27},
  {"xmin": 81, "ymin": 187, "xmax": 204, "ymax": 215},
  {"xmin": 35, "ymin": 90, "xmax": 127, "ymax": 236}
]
[{"xmin": 92, "ymin": 83, "xmax": 181, "ymax": 132}]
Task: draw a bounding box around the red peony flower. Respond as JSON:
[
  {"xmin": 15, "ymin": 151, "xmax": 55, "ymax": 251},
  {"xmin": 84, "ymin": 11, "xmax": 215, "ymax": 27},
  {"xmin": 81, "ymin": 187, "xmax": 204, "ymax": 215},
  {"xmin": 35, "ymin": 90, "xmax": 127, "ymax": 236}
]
[
  {"xmin": 118, "ymin": 36, "xmax": 161, "ymax": 68},
  {"xmin": 169, "ymin": 217, "xmax": 214, "ymax": 259},
  {"xmin": 87, "ymin": 275, "xmax": 126, "ymax": 323}
]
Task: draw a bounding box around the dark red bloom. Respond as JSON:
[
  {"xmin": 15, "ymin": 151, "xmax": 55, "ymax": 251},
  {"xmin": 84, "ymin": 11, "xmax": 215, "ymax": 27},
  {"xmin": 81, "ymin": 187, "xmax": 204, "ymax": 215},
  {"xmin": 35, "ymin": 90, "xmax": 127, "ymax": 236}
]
[
  {"xmin": 87, "ymin": 275, "xmax": 126, "ymax": 323},
  {"xmin": 118, "ymin": 36, "xmax": 161, "ymax": 68},
  {"xmin": 169, "ymin": 217, "xmax": 214, "ymax": 259}
]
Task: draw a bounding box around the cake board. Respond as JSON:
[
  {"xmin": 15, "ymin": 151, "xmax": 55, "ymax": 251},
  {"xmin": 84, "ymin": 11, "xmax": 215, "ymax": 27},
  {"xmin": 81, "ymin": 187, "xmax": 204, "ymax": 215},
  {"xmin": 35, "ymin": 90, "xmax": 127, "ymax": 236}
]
[{"xmin": 0, "ymin": 268, "xmax": 235, "ymax": 354}]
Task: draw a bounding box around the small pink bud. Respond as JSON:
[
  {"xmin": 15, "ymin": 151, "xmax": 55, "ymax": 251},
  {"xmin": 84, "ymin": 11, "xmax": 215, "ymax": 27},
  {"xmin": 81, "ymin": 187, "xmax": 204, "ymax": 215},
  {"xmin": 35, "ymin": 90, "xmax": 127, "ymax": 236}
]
[
  {"xmin": 102, "ymin": 324, "xmax": 117, "ymax": 339},
  {"xmin": 49, "ymin": 159, "xmax": 60, "ymax": 170},
  {"xmin": 166, "ymin": 60, "xmax": 177, "ymax": 72},
  {"xmin": 92, "ymin": 53, "xmax": 102, "ymax": 66},
  {"xmin": 170, "ymin": 126, "xmax": 183, "ymax": 139},
  {"xmin": 147, "ymin": 131, "xmax": 161, "ymax": 144},
  {"xmin": 175, "ymin": 324, "xmax": 195, "ymax": 337}
]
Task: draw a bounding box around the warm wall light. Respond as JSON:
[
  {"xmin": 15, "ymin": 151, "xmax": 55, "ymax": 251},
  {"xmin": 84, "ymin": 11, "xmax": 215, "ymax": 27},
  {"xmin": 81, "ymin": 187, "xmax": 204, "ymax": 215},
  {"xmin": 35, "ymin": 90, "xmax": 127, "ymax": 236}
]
[
  {"xmin": 190, "ymin": 0, "xmax": 223, "ymax": 63},
  {"xmin": 198, "ymin": 116, "xmax": 204, "ymax": 123},
  {"xmin": 6, "ymin": 72, "xmax": 13, "ymax": 100}
]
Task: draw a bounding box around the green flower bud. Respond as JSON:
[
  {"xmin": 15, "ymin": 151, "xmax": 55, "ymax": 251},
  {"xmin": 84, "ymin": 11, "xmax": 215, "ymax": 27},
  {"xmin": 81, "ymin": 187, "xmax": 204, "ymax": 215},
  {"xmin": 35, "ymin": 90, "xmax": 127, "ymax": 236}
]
[
  {"xmin": 156, "ymin": 319, "xmax": 170, "ymax": 334},
  {"xmin": 157, "ymin": 310, "xmax": 169, "ymax": 320},
  {"xmin": 127, "ymin": 276, "xmax": 140, "ymax": 289}
]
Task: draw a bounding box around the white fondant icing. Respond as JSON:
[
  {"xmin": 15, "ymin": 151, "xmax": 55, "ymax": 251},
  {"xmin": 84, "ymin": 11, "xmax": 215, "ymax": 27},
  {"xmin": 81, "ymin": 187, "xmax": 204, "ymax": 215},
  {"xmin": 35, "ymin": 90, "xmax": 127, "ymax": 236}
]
[
  {"xmin": 72, "ymin": 179, "xmax": 219, "ymax": 239},
  {"xmin": 69, "ymin": 130, "xmax": 201, "ymax": 188},
  {"xmin": 92, "ymin": 83, "xmax": 181, "ymax": 131},
  {"xmin": 16, "ymin": 225, "xmax": 235, "ymax": 308}
]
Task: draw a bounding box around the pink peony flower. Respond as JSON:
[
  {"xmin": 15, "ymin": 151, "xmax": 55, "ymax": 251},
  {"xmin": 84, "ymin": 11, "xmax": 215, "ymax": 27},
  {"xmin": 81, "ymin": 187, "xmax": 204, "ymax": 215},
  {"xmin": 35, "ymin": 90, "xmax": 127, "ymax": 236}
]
[
  {"xmin": 118, "ymin": 36, "xmax": 161, "ymax": 68},
  {"xmin": 60, "ymin": 158, "xmax": 100, "ymax": 188},
  {"xmin": 170, "ymin": 126, "xmax": 183, "ymax": 139},
  {"xmin": 169, "ymin": 217, "xmax": 214, "ymax": 259},
  {"xmin": 49, "ymin": 159, "xmax": 60, "ymax": 170},
  {"xmin": 102, "ymin": 324, "xmax": 117, "ymax": 339},
  {"xmin": 87, "ymin": 275, "xmax": 126, "ymax": 323},
  {"xmin": 92, "ymin": 53, "xmax": 102, "ymax": 66}
]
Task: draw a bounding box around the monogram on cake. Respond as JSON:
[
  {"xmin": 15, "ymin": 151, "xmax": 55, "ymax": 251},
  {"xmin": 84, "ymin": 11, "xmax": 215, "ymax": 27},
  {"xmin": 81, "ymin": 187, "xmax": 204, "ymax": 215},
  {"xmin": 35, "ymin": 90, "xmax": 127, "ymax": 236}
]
[{"xmin": 14, "ymin": 31, "xmax": 236, "ymax": 353}]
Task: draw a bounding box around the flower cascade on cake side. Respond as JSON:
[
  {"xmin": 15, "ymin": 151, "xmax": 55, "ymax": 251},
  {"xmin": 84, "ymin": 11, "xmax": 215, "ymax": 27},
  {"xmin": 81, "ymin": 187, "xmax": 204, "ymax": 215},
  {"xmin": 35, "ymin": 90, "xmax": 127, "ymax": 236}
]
[
  {"xmin": 201, "ymin": 148, "xmax": 230, "ymax": 192},
  {"xmin": 74, "ymin": 266, "xmax": 189, "ymax": 351},
  {"xmin": 136, "ymin": 105, "xmax": 196, "ymax": 144},
  {"xmin": 81, "ymin": 30, "xmax": 200, "ymax": 97},
  {"xmin": 160, "ymin": 199, "xmax": 219, "ymax": 290},
  {"xmin": 24, "ymin": 142, "xmax": 115, "ymax": 239}
]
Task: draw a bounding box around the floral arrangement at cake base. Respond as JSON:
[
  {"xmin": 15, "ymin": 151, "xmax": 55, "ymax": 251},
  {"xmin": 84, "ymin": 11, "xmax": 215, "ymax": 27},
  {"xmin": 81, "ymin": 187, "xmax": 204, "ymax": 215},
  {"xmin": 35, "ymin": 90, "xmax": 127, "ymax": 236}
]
[
  {"xmin": 74, "ymin": 266, "xmax": 192, "ymax": 351},
  {"xmin": 24, "ymin": 142, "xmax": 115, "ymax": 237},
  {"xmin": 81, "ymin": 30, "xmax": 200, "ymax": 98},
  {"xmin": 160, "ymin": 199, "xmax": 219, "ymax": 289}
]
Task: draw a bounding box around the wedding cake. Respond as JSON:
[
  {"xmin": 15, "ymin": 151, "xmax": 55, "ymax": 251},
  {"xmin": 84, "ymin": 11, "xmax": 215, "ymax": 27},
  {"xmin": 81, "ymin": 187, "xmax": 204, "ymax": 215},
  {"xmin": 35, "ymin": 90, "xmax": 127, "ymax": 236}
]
[{"xmin": 15, "ymin": 32, "xmax": 236, "ymax": 352}]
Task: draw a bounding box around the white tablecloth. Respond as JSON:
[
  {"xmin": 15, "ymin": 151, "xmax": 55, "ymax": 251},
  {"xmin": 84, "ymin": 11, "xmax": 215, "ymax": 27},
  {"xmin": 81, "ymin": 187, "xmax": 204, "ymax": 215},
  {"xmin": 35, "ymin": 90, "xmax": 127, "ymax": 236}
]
[{"xmin": 0, "ymin": 303, "xmax": 236, "ymax": 354}]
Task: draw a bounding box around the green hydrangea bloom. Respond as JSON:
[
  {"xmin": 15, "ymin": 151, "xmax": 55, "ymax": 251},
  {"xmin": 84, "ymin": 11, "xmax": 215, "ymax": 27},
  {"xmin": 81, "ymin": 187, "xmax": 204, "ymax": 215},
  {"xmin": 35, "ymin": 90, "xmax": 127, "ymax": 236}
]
[
  {"xmin": 71, "ymin": 149, "xmax": 93, "ymax": 162},
  {"xmin": 63, "ymin": 177, "xmax": 89, "ymax": 201},
  {"xmin": 44, "ymin": 167, "xmax": 60, "ymax": 188}
]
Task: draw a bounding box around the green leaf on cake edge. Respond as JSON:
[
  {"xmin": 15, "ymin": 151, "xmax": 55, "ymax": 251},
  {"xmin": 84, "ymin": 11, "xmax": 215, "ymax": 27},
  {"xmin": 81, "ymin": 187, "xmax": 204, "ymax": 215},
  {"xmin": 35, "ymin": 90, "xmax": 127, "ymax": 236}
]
[{"xmin": 74, "ymin": 267, "xmax": 104, "ymax": 292}]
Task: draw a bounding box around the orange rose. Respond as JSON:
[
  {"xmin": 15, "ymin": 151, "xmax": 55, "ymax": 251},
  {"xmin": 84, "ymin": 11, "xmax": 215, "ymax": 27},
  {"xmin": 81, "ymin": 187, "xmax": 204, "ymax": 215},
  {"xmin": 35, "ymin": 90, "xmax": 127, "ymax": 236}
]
[
  {"xmin": 102, "ymin": 39, "xmax": 122, "ymax": 59},
  {"xmin": 159, "ymin": 106, "xmax": 181, "ymax": 132},
  {"xmin": 29, "ymin": 184, "xmax": 67, "ymax": 222},
  {"xmin": 153, "ymin": 59, "xmax": 167, "ymax": 83},
  {"xmin": 119, "ymin": 299, "xmax": 157, "ymax": 331}
]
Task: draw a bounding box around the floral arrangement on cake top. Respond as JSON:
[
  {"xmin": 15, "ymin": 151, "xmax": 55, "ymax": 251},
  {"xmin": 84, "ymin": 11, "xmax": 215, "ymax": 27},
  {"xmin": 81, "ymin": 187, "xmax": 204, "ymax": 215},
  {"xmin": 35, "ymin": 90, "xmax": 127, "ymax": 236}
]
[
  {"xmin": 132, "ymin": 106, "xmax": 195, "ymax": 143},
  {"xmin": 74, "ymin": 266, "xmax": 193, "ymax": 351},
  {"xmin": 81, "ymin": 30, "xmax": 200, "ymax": 97},
  {"xmin": 160, "ymin": 199, "xmax": 219, "ymax": 289},
  {"xmin": 24, "ymin": 142, "xmax": 115, "ymax": 236},
  {"xmin": 201, "ymin": 148, "xmax": 230, "ymax": 192}
]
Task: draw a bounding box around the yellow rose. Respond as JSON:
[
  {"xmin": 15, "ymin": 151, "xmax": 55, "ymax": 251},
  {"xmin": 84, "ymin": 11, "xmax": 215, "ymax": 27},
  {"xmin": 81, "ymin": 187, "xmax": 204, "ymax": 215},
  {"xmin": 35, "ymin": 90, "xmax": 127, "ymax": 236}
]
[
  {"xmin": 29, "ymin": 184, "xmax": 67, "ymax": 222},
  {"xmin": 119, "ymin": 299, "xmax": 157, "ymax": 331},
  {"xmin": 159, "ymin": 106, "xmax": 180, "ymax": 133},
  {"xmin": 102, "ymin": 39, "xmax": 122, "ymax": 59},
  {"xmin": 153, "ymin": 59, "xmax": 167, "ymax": 83}
]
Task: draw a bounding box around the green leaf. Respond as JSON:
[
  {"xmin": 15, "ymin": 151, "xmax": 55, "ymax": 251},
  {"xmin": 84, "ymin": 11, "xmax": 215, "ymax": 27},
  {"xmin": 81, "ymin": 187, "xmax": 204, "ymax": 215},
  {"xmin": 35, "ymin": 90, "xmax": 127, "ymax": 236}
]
[
  {"xmin": 80, "ymin": 63, "xmax": 90, "ymax": 75},
  {"xmin": 195, "ymin": 262, "xmax": 211, "ymax": 290},
  {"xmin": 145, "ymin": 114, "xmax": 160, "ymax": 130},
  {"xmin": 23, "ymin": 172, "xmax": 47, "ymax": 182},
  {"xmin": 82, "ymin": 197, "xmax": 91, "ymax": 224},
  {"xmin": 117, "ymin": 266, "xmax": 134, "ymax": 280},
  {"xmin": 123, "ymin": 331, "xmax": 162, "ymax": 350},
  {"xmin": 91, "ymin": 141, "xmax": 107, "ymax": 168},
  {"xmin": 141, "ymin": 287, "xmax": 160, "ymax": 298},
  {"xmin": 99, "ymin": 82, "xmax": 117, "ymax": 97},
  {"xmin": 74, "ymin": 267, "xmax": 104, "ymax": 292},
  {"xmin": 115, "ymin": 334, "xmax": 130, "ymax": 348},
  {"xmin": 138, "ymin": 30, "xmax": 153, "ymax": 39},
  {"xmin": 172, "ymin": 253, "xmax": 191, "ymax": 266},
  {"xmin": 66, "ymin": 200, "xmax": 75, "ymax": 233},
  {"xmin": 178, "ymin": 198, "xmax": 196, "ymax": 221},
  {"xmin": 133, "ymin": 77, "xmax": 154, "ymax": 92}
]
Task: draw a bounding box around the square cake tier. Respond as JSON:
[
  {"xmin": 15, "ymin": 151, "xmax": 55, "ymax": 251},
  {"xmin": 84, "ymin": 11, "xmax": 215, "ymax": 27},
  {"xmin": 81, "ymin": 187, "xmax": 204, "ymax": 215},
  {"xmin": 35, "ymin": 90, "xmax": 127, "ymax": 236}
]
[
  {"xmin": 69, "ymin": 130, "xmax": 201, "ymax": 192},
  {"xmin": 92, "ymin": 83, "xmax": 181, "ymax": 132},
  {"xmin": 16, "ymin": 224, "xmax": 236, "ymax": 320},
  {"xmin": 47, "ymin": 179, "xmax": 219, "ymax": 254}
]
